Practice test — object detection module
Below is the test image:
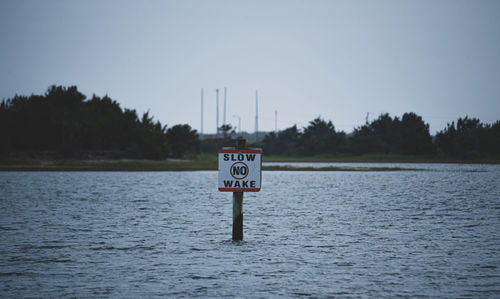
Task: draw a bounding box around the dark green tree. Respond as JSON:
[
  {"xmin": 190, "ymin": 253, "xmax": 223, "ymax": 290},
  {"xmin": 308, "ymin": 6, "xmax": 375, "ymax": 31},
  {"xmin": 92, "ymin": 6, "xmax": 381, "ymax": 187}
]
[
  {"xmin": 370, "ymin": 113, "xmax": 401, "ymax": 153},
  {"xmin": 219, "ymin": 124, "xmax": 236, "ymax": 140},
  {"xmin": 166, "ymin": 124, "xmax": 199, "ymax": 158},
  {"xmin": 137, "ymin": 111, "xmax": 169, "ymax": 159},
  {"xmin": 398, "ymin": 112, "xmax": 435, "ymax": 154},
  {"xmin": 436, "ymin": 116, "xmax": 490, "ymax": 158},
  {"xmin": 262, "ymin": 125, "xmax": 301, "ymax": 155},
  {"xmin": 299, "ymin": 117, "xmax": 346, "ymax": 155},
  {"xmin": 349, "ymin": 112, "xmax": 433, "ymax": 155},
  {"xmin": 487, "ymin": 121, "xmax": 500, "ymax": 155},
  {"xmin": 0, "ymin": 85, "xmax": 172, "ymax": 159},
  {"xmin": 349, "ymin": 113, "xmax": 396, "ymax": 154},
  {"xmin": 348, "ymin": 134, "xmax": 386, "ymax": 154}
]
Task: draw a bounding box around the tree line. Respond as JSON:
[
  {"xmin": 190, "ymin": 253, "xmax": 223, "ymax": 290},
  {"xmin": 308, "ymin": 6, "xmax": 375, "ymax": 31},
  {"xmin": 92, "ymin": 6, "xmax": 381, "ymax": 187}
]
[
  {"xmin": 2, "ymin": 85, "xmax": 499, "ymax": 160},
  {"xmin": 0, "ymin": 86, "xmax": 199, "ymax": 159},
  {"xmin": 263, "ymin": 113, "xmax": 500, "ymax": 158}
]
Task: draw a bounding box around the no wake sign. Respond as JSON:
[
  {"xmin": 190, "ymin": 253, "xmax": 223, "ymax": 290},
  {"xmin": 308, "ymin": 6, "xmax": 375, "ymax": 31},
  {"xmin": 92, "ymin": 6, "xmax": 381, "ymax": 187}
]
[{"xmin": 218, "ymin": 149, "xmax": 262, "ymax": 192}]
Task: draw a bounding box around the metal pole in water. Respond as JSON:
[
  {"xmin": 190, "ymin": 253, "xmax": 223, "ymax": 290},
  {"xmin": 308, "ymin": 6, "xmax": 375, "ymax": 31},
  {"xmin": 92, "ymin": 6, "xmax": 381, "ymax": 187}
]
[{"xmin": 232, "ymin": 137, "xmax": 246, "ymax": 241}]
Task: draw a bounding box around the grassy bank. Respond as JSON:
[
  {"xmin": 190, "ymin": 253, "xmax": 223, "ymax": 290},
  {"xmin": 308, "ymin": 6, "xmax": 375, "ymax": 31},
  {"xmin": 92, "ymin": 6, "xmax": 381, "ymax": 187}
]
[
  {"xmin": 0, "ymin": 155, "xmax": 420, "ymax": 171},
  {"xmin": 1, "ymin": 153, "xmax": 497, "ymax": 171},
  {"xmin": 0, "ymin": 158, "xmax": 216, "ymax": 171},
  {"xmin": 263, "ymin": 154, "xmax": 500, "ymax": 164},
  {"xmin": 262, "ymin": 165, "xmax": 421, "ymax": 171}
]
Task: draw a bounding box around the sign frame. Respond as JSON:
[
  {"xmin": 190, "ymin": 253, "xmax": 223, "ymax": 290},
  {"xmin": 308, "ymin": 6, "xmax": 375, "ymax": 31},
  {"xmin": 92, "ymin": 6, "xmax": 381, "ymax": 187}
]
[{"xmin": 218, "ymin": 149, "xmax": 262, "ymax": 192}]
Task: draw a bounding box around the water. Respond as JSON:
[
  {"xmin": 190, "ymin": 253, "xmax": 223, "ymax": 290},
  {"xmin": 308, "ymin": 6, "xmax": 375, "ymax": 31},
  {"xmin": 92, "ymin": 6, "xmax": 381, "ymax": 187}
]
[{"xmin": 1, "ymin": 165, "xmax": 499, "ymax": 297}]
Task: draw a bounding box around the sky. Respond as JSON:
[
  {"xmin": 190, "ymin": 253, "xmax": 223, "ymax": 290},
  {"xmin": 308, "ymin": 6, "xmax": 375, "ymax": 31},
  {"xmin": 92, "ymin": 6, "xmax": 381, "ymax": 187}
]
[{"xmin": 1, "ymin": 0, "xmax": 499, "ymax": 134}]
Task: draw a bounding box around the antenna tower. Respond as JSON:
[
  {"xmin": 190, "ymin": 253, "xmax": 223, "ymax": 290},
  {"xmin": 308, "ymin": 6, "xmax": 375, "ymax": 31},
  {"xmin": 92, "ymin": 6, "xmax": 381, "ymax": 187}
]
[
  {"xmin": 223, "ymin": 87, "xmax": 227, "ymax": 126},
  {"xmin": 201, "ymin": 88, "xmax": 204, "ymax": 138},
  {"xmin": 275, "ymin": 110, "xmax": 277, "ymax": 133},
  {"xmin": 255, "ymin": 90, "xmax": 259, "ymax": 141},
  {"xmin": 216, "ymin": 89, "xmax": 219, "ymax": 137}
]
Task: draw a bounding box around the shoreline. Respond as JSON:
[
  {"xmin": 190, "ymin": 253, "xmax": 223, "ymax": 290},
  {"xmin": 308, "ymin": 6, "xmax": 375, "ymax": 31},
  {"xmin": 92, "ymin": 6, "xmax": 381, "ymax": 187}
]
[
  {"xmin": 1, "ymin": 154, "xmax": 498, "ymax": 172},
  {"xmin": 263, "ymin": 154, "xmax": 500, "ymax": 164},
  {"xmin": 0, "ymin": 159, "xmax": 441, "ymax": 172},
  {"xmin": 0, "ymin": 165, "xmax": 423, "ymax": 172}
]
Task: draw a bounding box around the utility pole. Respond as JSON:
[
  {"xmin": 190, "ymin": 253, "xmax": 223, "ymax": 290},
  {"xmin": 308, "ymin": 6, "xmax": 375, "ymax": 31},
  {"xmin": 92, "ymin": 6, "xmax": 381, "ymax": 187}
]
[
  {"xmin": 255, "ymin": 90, "xmax": 258, "ymax": 142},
  {"xmin": 201, "ymin": 88, "xmax": 204, "ymax": 138},
  {"xmin": 275, "ymin": 110, "xmax": 277, "ymax": 133},
  {"xmin": 216, "ymin": 88, "xmax": 219, "ymax": 137},
  {"xmin": 223, "ymin": 87, "xmax": 227, "ymax": 127}
]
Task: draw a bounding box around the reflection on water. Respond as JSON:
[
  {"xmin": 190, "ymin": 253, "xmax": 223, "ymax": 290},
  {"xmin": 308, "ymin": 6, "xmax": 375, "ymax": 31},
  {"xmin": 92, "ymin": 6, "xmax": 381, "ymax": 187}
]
[{"xmin": 1, "ymin": 165, "xmax": 499, "ymax": 297}]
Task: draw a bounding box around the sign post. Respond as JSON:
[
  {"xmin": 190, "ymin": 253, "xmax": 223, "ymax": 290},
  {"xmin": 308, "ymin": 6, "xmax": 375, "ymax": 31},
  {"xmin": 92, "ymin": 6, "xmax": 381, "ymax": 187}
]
[{"xmin": 218, "ymin": 138, "xmax": 262, "ymax": 241}]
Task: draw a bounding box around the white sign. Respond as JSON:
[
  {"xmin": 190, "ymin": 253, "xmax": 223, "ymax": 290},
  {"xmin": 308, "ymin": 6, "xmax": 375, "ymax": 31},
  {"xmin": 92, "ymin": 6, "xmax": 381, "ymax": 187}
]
[{"xmin": 218, "ymin": 149, "xmax": 262, "ymax": 192}]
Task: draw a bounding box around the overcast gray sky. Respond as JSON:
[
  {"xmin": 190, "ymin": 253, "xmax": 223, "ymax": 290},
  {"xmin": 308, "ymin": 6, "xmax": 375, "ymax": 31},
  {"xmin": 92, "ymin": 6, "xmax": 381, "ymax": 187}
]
[{"xmin": 1, "ymin": 0, "xmax": 499, "ymax": 134}]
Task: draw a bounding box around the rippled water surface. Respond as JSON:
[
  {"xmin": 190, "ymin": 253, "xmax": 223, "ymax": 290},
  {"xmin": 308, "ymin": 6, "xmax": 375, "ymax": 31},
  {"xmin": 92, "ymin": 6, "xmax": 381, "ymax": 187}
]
[{"xmin": 1, "ymin": 165, "xmax": 499, "ymax": 297}]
